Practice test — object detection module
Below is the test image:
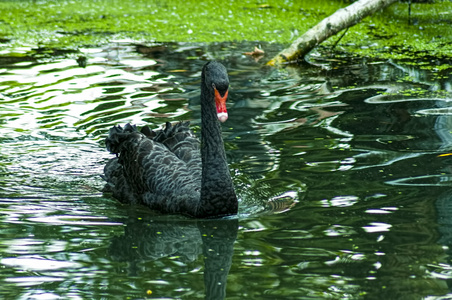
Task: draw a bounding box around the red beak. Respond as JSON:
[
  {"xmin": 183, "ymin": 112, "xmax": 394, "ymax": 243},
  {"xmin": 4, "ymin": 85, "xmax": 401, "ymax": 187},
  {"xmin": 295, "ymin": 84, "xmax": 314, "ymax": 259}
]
[{"xmin": 214, "ymin": 87, "xmax": 229, "ymax": 123}]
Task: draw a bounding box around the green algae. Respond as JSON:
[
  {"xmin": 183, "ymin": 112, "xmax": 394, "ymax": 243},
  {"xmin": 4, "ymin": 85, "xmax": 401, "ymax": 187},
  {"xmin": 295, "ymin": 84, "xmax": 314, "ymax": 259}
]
[
  {"xmin": 0, "ymin": 0, "xmax": 451, "ymax": 62},
  {"xmin": 0, "ymin": 0, "xmax": 339, "ymax": 46},
  {"xmin": 332, "ymin": 1, "xmax": 452, "ymax": 62}
]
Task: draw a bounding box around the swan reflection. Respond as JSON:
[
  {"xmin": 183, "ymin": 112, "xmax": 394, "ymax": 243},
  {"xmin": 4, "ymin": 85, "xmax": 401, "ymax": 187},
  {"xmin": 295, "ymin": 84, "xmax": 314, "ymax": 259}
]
[{"xmin": 109, "ymin": 217, "xmax": 238, "ymax": 299}]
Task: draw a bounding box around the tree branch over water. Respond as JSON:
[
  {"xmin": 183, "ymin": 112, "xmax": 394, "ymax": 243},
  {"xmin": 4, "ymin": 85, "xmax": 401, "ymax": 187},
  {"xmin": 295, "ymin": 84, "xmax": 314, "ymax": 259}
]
[{"xmin": 267, "ymin": 0, "xmax": 398, "ymax": 66}]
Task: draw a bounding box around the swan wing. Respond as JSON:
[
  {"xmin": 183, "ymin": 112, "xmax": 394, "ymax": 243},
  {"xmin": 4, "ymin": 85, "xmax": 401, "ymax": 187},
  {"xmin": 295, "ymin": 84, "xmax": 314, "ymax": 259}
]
[
  {"xmin": 104, "ymin": 123, "xmax": 201, "ymax": 215},
  {"xmin": 143, "ymin": 121, "xmax": 202, "ymax": 181}
]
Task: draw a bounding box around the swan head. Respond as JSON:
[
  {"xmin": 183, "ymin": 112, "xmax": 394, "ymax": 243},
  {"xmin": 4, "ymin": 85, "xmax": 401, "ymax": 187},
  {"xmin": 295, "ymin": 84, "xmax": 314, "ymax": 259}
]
[{"xmin": 202, "ymin": 61, "xmax": 230, "ymax": 123}]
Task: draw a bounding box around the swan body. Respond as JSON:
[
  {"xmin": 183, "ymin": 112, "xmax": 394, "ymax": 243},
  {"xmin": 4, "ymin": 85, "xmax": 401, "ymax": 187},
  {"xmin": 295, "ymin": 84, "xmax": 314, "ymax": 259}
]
[{"xmin": 103, "ymin": 61, "xmax": 238, "ymax": 218}]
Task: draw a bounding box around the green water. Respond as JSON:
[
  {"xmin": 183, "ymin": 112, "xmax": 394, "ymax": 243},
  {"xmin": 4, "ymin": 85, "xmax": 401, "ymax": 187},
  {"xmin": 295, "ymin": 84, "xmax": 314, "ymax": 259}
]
[
  {"xmin": 1, "ymin": 40, "xmax": 452, "ymax": 299},
  {"xmin": 1, "ymin": 0, "xmax": 452, "ymax": 299}
]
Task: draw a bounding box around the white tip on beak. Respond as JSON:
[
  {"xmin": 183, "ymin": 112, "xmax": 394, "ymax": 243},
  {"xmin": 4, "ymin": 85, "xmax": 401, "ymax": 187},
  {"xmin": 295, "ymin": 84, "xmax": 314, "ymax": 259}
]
[{"xmin": 217, "ymin": 112, "xmax": 228, "ymax": 123}]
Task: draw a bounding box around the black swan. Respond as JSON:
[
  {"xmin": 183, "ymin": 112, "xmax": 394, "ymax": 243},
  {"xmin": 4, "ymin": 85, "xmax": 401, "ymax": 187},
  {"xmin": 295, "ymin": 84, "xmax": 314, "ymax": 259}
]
[{"xmin": 103, "ymin": 61, "xmax": 238, "ymax": 218}]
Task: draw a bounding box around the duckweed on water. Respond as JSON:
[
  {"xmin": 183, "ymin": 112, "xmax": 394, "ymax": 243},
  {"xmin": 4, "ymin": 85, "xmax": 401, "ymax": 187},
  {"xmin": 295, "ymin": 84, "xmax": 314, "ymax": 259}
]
[
  {"xmin": 0, "ymin": 0, "xmax": 451, "ymax": 61},
  {"xmin": 337, "ymin": 1, "xmax": 452, "ymax": 61},
  {"xmin": 0, "ymin": 0, "xmax": 338, "ymax": 46}
]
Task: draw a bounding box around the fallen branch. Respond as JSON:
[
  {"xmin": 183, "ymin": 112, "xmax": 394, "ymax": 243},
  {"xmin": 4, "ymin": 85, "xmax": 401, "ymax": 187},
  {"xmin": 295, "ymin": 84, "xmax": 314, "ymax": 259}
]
[{"xmin": 267, "ymin": 0, "xmax": 397, "ymax": 66}]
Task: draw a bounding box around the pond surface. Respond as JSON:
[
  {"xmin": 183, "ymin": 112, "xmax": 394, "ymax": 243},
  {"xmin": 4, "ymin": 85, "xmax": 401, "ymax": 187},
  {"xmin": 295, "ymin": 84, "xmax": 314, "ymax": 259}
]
[{"xmin": 1, "ymin": 41, "xmax": 452, "ymax": 299}]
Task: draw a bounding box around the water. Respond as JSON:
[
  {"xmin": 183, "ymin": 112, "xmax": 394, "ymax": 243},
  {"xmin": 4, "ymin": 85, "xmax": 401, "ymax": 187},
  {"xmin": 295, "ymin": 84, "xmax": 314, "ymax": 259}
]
[{"xmin": 1, "ymin": 41, "xmax": 452, "ymax": 299}]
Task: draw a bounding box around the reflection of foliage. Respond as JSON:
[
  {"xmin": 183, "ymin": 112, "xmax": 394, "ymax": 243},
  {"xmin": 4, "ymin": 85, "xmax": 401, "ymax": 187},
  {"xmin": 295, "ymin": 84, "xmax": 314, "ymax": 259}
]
[
  {"xmin": 1, "ymin": 34, "xmax": 452, "ymax": 299},
  {"xmin": 0, "ymin": 153, "xmax": 10, "ymax": 191}
]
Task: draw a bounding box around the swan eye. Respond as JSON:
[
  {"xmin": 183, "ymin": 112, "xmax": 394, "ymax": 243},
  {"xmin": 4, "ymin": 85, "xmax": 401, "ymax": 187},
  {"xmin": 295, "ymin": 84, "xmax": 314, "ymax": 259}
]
[{"xmin": 212, "ymin": 83, "xmax": 216, "ymax": 90}]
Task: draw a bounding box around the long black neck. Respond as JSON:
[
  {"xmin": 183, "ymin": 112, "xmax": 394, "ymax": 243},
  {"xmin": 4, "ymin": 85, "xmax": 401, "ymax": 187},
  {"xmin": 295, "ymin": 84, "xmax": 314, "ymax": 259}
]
[{"xmin": 196, "ymin": 76, "xmax": 237, "ymax": 218}]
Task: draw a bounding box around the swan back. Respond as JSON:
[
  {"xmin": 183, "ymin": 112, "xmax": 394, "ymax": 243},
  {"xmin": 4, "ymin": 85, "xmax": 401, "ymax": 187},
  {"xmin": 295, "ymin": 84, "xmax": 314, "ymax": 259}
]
[{"xmin": 104, "ymin": 123, "xmax": 202, "ymax": 216}]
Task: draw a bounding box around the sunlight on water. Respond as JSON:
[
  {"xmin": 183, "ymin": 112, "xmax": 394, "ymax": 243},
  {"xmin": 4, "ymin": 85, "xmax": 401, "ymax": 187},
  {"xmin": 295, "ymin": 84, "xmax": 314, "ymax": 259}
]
[{"xmin": 2, "ymin": 256, "xmax": 82, "ymax": 271}]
